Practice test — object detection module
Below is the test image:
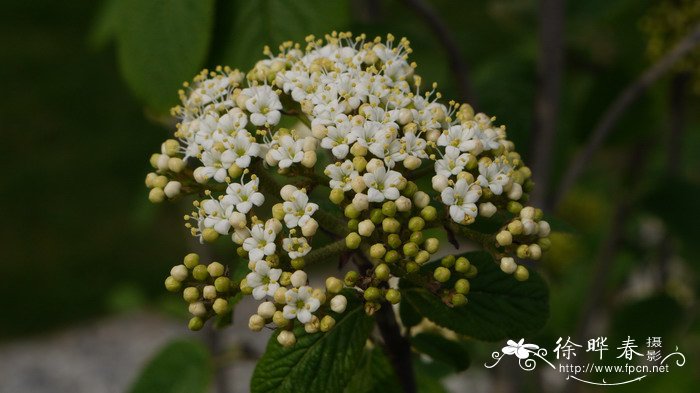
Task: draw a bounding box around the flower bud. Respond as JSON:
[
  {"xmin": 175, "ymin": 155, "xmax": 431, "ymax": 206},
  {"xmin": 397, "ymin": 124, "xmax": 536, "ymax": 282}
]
[
  {"xmin": 403, "ymin": 156, "xmax": 422, "ymax": 170},
  {"xmin": 273, "ymin": 287, "xmax": 287, "ymax": 304},
  {"xmin": 434, "ymin": 266, "xmax": 451, "ymax": 283},
  {"xmin": 240, "ymin": 279, "xmax": 253, "ymax": 295},
  {"xmin": 507, "ymin": 220, "xmax": 523, "ymax": 235},
  {"xmin": 345, "ymin": 232, "xmax": 361, "ymax": 249},
  {"xmin": 344, "ymin": 271, "xmax": 359, "ymax": 286},
  {"xmin": 350, "ymin": 142, "xmax": 368, "ymax": 157},
  {"xmin": 410, "ymin": 231, "xmax": 424, "ymax": 245},
  {"xmin": 352, "ymin": 155, "xmax": 367, "ymax": 171},
  {"xmin": 528, "ymin": 244, "xmax": 542, "ymax": 260},
  {"xmin": 516, "ymin": 244, "xmax": 530, "ymax": 259},
  {"xmin": 248, "ymin": 314, "xmax": 265, "ymax": 331},
  {"xmin": 366, "ymin": 158, "xmax": 383, "ymax": 173},
  {"xmin": 330, "ymin": 295, "xmax": 347, "ymax": 313},
  {"xmin": 312, "ymin": 123, "xmax": 327, "ymax": 138},
  {"xmin": 420, "ymin": 206, "xmax": 438, "ymax": 222},
  {"xmin": 520, "ymin": 206, "xmax": 535, "ymax": 220},
  {"xmin": 415, "ymin": 250, "xmax": 430, "ymax": 264},
  {"xmin": 305, "ymin": 316, "xmax": 320, "ymax": 333},
  {"xmin": 408, "ymin": 217, "xmax": 425, "ymax": 232},
  {"xmin": 273, "ymin": 310, "xmax": 288, "ymax": 327},
  {"xmin": 385, "ymin": 289, "xmax": 401, "ymax": 304},
  {"xmin": 538, "ymin": 221, "xmax": 551, "ymax": 237},
  {"xmin": 214, "ymin": 277, "xmax": 230, "ymax": 293},
  {"xmin": 465, "ymin": 265, "xmax": 478, "ymax": 278},
  {"xmin": 387, "ymin": 234, "xmax": 401, "ymax": 249},
  {"xmin": 280, "ymin": 185, "xmax": 297, "ymax": 201},
  {"xmin": 149, "ymin": 187, "xmax": 165, "ymax": 203},
  {"xmin": 170, "ymin": 264, "xmax": 188, "ymax": 282},
  {"xmin": 384, "ymin": 250, "xmax": 400, "ymax": 264},
  {"xmin": 149, "ymin": 153, "xmax": 161, "ymax": 169},
  {"xmin": 301, "ymin": 151, "xmax": 317, "ymax": 168},
  {"xmin": 496, "ymin": 230, "xmax": 513, "ymax": 246},
  {"xmin": 290, "ymin": 270, "xmax": 307, "ymax": 288},
  {"xmin": 351, "ymin": 176, "xmax": 366, "ymax": 193},
  {"xmin": 329, "ymin": 188, "xmax": 345, "ymax": 204},
  {"xmin": 441, "ymin": 255, "xmax": 455, "ymax": 268},
  {"xmin": 257, "ymin": 301, "xmax": 276, "ymax": 319},
  {"xmin": 188, "ymin": 317, "xmax": 204, "ymax": 331},
  {"xmin": 455, "ymin": 257, "xmax": 470, "ymax": 273},
  {"xmin": 522, "ymin": 219, "xmax": 537, "ymax": 235},
  {"xmin": 301, "ymin": 218, "xmax": 318, "ymax": 237},
  {"xmin": 451, "ymin": 293, "xmax": 468, "ymax": 306},
  {"xmin": 168, "ymin": 157, "xmax": 186, "ymax": 173},
  {"xmin": 395, "ymin": 196, "xmax": 412, "ymax": 212},
  {"xmin": 192, "ymin": 264, "xmax": 209, "ymax": 281},
  {"xmin": 213, "ymin": 298, "xmax": 229, "ymax": 315},
  {"xmin": 364, "ymin": 287, "xmax": 381, "ymax": 301},
  {"xmin": 403, "ymin": 242, "xmax": 419, "ymax": 257},
  {"xmin": 500, "ymin": 257, "xmax": 517, "ymax": 274},
  {"xmin": 382, "ymin": 217, "xmax": 401, "ymax": 233},
  {"xmin": 514, "ymin": 265, "xmax": 529, "ymax": 281},
  {"xmin": 277, "ymin": 330, "xmax": 296, "ymax": 347},
  {"xmin": 320, "ymin": 315, "xmax": 336, "ymax": 332},
  {"xmin": 265, "ymin": 150, "xmax": 279, "ymax": 166},
  {"xmin": 398, "ymin": 108, "xmax": 413, "ymax": 124},
  {"xmin": 538, "ymin": 237, "xmax": 551, "ymax": 251},
  {"xmin": 163, "ymin": 181, "xmax": 182, "ymax": 198},
  {"xmin": 352, "ymin": 193, "xmax": 369, "ymax": 211},
  {"xmin": 325, "ymin": 277, "xmax": 343, "ymax": 294},
  {"xmin": 193, "ymin": 167, "xmax": 210, "ymax": 184},
  {"xmin": 202, "ymin": 285, "xmax": 217, "ymax": 300},
  {"xmin": 358, "ymin": 219, "xmax": 375, "ymax": 237},
  {"xmin": 406, "ymin": 261, "xmax": 419, "ymax": 272},
  {"xmin": 374, "ymin": 264, "xmax": 391, "ymax": 281},
  {"xmin": 413, "ymin": 191, "xmax": 430, "ymax": 208},
  {"xmin": 455, "ymin": 278, "xmax": 470, "ymax": 294},
  {"xmin": 164, "ymin": 276, "xmax": 182, "ymax": 292},
  {"xmin": 432, "ymin": 175, "xmax": 449, "ymax": 192},
  {"xmin": 157, "ymin": 154, "xmax": 170, "ymax": 171},
  {"xmin": 202, "ymin": 228, "xmax": 219, "ymax": 243},
  {"xmin": 303, "ymin": 136, "xmax": 317, "ymax": 152},
  {"xmin": 507, "ymin": 182, "xmax": 523, "ymax": 200},
  {"xmin": 479, "ymin": 202, "xmax": 497, "ymax": 217},
  {"xmin": 424, "ymin": 238, "xmax": 440, "ymax": 254},
  {"xmin": 507, "ymin": 201, "xmax": 523, "ymax": 214},
  {"xmin": 381, "ymin": 201, "xmax": 397, "ymax": 217},
  {"xmin": 205, "ymin": 262, "xmax": 224, "ymax": 278},
  {"xmin": 183, "ymin": 287, "xmax": 200, "ymax": 303}
]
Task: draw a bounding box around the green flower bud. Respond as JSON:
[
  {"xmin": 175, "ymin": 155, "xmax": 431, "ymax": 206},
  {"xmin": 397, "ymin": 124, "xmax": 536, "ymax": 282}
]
[
  {"xmin": 385, "ymin": 289, "xmax": 401, "ymax": 304},
  {"xmin": 352, "ymin": 155, "xmax": 367, "ymax": 171},
  {"xmin": 325, "ymin": 277, "xmax": 344, "ymax": 294},
  {"xmin": 538, "ymin": 237, "xmax": 551, "ymax": 251},
  {"xmin": 214, "ymin": 277, "xmax": 230, "ymax": 293},
  {"xmin": 434, "ymin": 266, "xmax": 451, "ymax": 282},
  {"xmin": 374, "ymin": 264, "xmax": 391, "ymax": 281},
  {"xmin": 277, "ymin": 330, "xmax": 296, "ymax": 347},
  {"xmin": 192, "ymin": 264, "xmax": 209, "ymax": 281},
  {"xmin": 207, "ymin": 262, "xmax": 225, "ymax": 278},
  {"xmin": 345, "ymin": 232, "xmax": 361, "ymax": 249},
  {"xmin": 465, "ymin": 265, "xmax": 478, "ymax": 278},
  {"xmin": 240, "ymin": 278, "xmax": 253, "ymax": 295},
  {"xmin": 451, "ymin": 293, "xmax": 468, "ymax": 306},
  {"xmin": 370, "ymin": 208, "xmax": 385, "ymax": 224},
  {"xmin": 414, "ymin": 250, "xmax": 430, "ymax": 265},
  {"xmin": 248, "ymin": 314, "xmax": 265, "ymax": 331},
  {"xmin": 183, "ymin": 287, "xmax": 200, "ymax": 303},
  {"xmin": 514, "ymin": 265, "xmax": 529, "ymax": 281},
  {"xmin": 496, "ymin": 230, "xmax": 513, "ymax": 246},
  {"xmin": 408, "ymin": 217, "xmax": 425, "ymax": 232},
  {"xmin": 403, "ymin": 242, "xmax": 419, "ymax": 257},
  {"xmin": 164, "ymin": 276, "xmax": 182, "ymax": 292},
  {"xmin": 149, "ymin": 187, "xmax": 165, "ymax": 203},
  {"xmin": 441, "ymin": 255, "xmax": 456, "ymax": 268},
  {"xmin": 382, "ymin": 201, "xmax": 397, "ymax": 217},
  {"xmin": 424, "ymin": 238, "xmax": 440, "ymax": 254},
  {"xmin": 507, "ymin": 220, "xmax": 523, "ymax": 235},
  {"xmin": 406, "ymin": 261, "xmax": 420, "ymax": 272},
  {"xmin": 403, "ymin": 181, "xmax": 418, "ymax": 197},
  {"xmin": 507, "ymin": 201, "xmax": 523, "ymax": 214},
  {"xmin": 272, "ymin": 311, "xmax": 289, "ymax": 328},
  {"xmin": 370, "ymin": 243, "xmax": 387, "ymax": 259},
  {"xmin": 455, "ymin": 278, "xmax": 470, "ymax": 294},
  {"xmin": 516, "ymin": 244, "xmax": 530, "ymax": 259},
  {"xmin": 202, "ymin": 228, "xmax": 219, "ymax": 243},
  {"xmin": 213, "ymin": 298, "xmax": 229, "ymax": 315},
  {"xmin": 227, "ymin": 163, "xmax": 243, "ymax": 179},
  {"xmin": 272, "ymin": 203, "xmax": 285, "ymax": 220},
  {"xmin": 347, "ymin": 218, "xmax": 359, "ymax": 231},
  {"xmin": 364, "ymin": 302, "xmax": 380, "ymax": 316},
  {"xmin": 330, "ymin": 188, "xmax": 345, "ymax": 204},
  {"xmin": 455, "ymin": 257, "xmax": 470, "ymax": 273},
  {"xmin": 236, "ymin": 247, "xmax": 247, "ymax": 257},
  {"xmin": 534, "ymin": 208, "xmax": 544, "ymax": 221},
  {"xmin": 344, "ymin": 271, "xmax": 359, "ymax": 286},
  {"xmin": 280, "ymin": 271, "xmax": 292, "ymax": 286},
  {"xmin": 384, "ymin": 250, "xmax": 400, "ymax": 264},
  {"xmin": 345, "ymin": 204, "xmax": 360, "ymax": 219},
  {"xmin": 320, "ymin": 315, "xmax": 336, "ymax": 332},
  {"xmin": 409, "ymin": 231, "xmax": 424, "ymax": 245},
  {"xmin": 183, "ymin": 253, "xmax": 200, "ymax": 269},
  {"xmin": 364, "ymin": 287, "xmax": 381, "ymax": 301},
  {"xmin": 382, "ymin": 217, "xmax": 401, "ymax": 233},
  {"xmin": 420, "ymin": 206, "xmax": 438, "ymax": 221},
  {"xmin": 188, "ymin": 317, "xmax": 204, "ymax": 331},
  {"xmin": 387, "ymin": 234, "xmax": 401, "ymax": 249},
  {"xmin": 291, "ymin": 257, "xmax": 305, "ymax": 270}
]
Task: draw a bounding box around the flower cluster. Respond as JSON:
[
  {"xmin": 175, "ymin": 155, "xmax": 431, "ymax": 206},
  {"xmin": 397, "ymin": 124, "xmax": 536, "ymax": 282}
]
[{"xmin": 149, "ymin": 32, "xmax": 551, "ymax": 346}]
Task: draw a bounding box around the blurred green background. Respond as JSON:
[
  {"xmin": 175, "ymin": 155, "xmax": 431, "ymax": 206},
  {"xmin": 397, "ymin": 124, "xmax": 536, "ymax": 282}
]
[{"xmin": 2, "ymin": 0, "xmax": 699, "ymax": 392}]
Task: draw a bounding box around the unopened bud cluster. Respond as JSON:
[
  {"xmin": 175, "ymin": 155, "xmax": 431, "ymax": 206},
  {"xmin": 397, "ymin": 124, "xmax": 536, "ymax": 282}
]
[{"xmin": 146, "ymin": 32, "xmax": 551, "ymax": 346}]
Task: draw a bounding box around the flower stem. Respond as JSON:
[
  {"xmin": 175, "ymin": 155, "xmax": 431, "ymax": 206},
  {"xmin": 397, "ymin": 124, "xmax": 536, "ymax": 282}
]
[{"xmin": 376, "ymin": 302, "xmax": 417, "ymax": 393}]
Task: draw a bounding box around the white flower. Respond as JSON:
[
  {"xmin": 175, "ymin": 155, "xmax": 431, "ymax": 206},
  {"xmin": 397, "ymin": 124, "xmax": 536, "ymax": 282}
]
[
  {"xmin": 222, "ymin": 177, "xmax": 264, "ymax": 214},
  {"xmin": 402, "ymin": 131, "xmax": 428, "ymax": 159},
  {"xmin": 434, "ymin": 146, "xmax": 471, "ymax": 178},
  {"xmin": 282, "ymin": 286, "xmax": 320, "ymax": 323},
  {"xmin": 477, "ymin": 159, "xmax": 512, "ymax": 195},
  {"xmin": 221, "ymin": 132, "xmax": 260, "ymax": 169},
  {"xmin": 269, "ymin": 134, "xmax": 304, "ymax": 168},
  {"xmin": 198, "ymin": 198, "xmax": 234, "ymax": 235},
  {"xmin": 320, "ymin": 115, "xmax": 357, "ymax": 159},
  {"xmin": 363, "ymin": 165, "xmax": 403, "ymax": 202},
  {"xmin": 282, "ymin": 237, "xmax": 311, "ymax": 259},
  {"xmin": 244, "ymin": 85, "xmax": 282, "ymax": 126},
  {"xmin": 246, "ymin": 260, "xmax": 282, "ymax": 300},
  {"xmin": 242, "ymin": 220, "xmax": 279, "ymax": 262},
  {"xmin": 441, "ymin": 178, "xmax": 482, "ymax": 224},
  {"xmin": 437, "ymin": 124, "xmax": 479, "ymax": 152},
  {"xmin": 324, "ymin": 160, "xmax": 358, "ymax": 191},
  {"xmin": 282, "ymin": 189, "xmax": 319, "ymax": 228}
]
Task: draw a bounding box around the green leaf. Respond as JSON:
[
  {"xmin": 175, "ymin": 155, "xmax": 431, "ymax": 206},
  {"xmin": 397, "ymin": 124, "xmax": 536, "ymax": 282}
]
[
  {"xmin": 399, "ymin": 297, "xmax": 422, "ymax": 328},
  {"xmin": 411, "ymin": 332, "xmax": 471, "ymax": 372},
  {"xmin": 251, "ymin": 294, "xmax": 374, "ymax": 393},
  {"xmin": 401, "ymin": 251, "xmax": 549, "ymax": 341},
  {"xmin": 413, "ymin": 357, "xmax": 449, "ymax": 393},
  {"xmin": 128, "ymin": 339, "xmax": 212, "ymax": 393},
  {"xmin": 89, "ymin": 0, "xmax": 124, "ymax": 49},
  {"xmin": 115, "ymin": 0, "xmax": 215, "ymax": 112},
  {"xmin": 344, "ymin": 349, "xmax": 402, "ymax": 393},
  {"xmin": 220, "ymin": 0, "xmax": 350, "ymax": 70}
]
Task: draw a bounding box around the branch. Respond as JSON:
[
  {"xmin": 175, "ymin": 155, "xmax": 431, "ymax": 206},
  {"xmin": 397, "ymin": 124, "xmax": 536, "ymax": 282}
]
[
  {"xmin": 529, "ymin": 0, "xmax": 565, "ymax": 208},
  {"xmin": 402, "ymin": 0, "xmax": 477, "ymax": 105},
  {"xmin": 376, "ymin": 302, "xmax": 417, "ymax": 393},
  {"xmin": 552, "ymin": 22, "xmax": 700, "ymax": 209}
]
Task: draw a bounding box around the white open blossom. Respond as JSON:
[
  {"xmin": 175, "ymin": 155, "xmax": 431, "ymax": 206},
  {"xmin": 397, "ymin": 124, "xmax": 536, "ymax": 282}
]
[
  {"xmin": 282, "ymin": 237, "xmax": 311, "ymax": 259},
  {"xmin": 282, "ymin": 189, "xmax": 319, "ymax": 228},
  {"xmin": 222, "ymin": 176, "xmax": 264, "ymax": 214},
  {"xmin": 243, "ymin": 85, "xmax": 282, "ymax": 126},
  {"xmin": 325, "ymin": 160, "xmax": 358, "ymax": 191},
  {"xmin": 363, "ymin": 165, "xmax": 403, "ymax": 202},
  {"xmin": 282, "ymin": 286, "xmax": 320, "ymax": 323},
  {"xmin": 435, "ymin": 146, "xmax": 471, "ymax": 177},
  {"xmin": 246, "ymin": 260, "xmax": 282, "ymax": 300},
  {"xmin": 477, "ymin": 160, "xmax": 512, "ymax": 195},
  {"xmin": 242, "ymin": 220, "xmax": 279, "ymax": 262},
  {"xmin": 269, "ymin": 134, "xmax": 304, "ymax": 169},
  {"xmin": 441, "ymin": 178, "xmax": 482, "ymax": 224}
]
